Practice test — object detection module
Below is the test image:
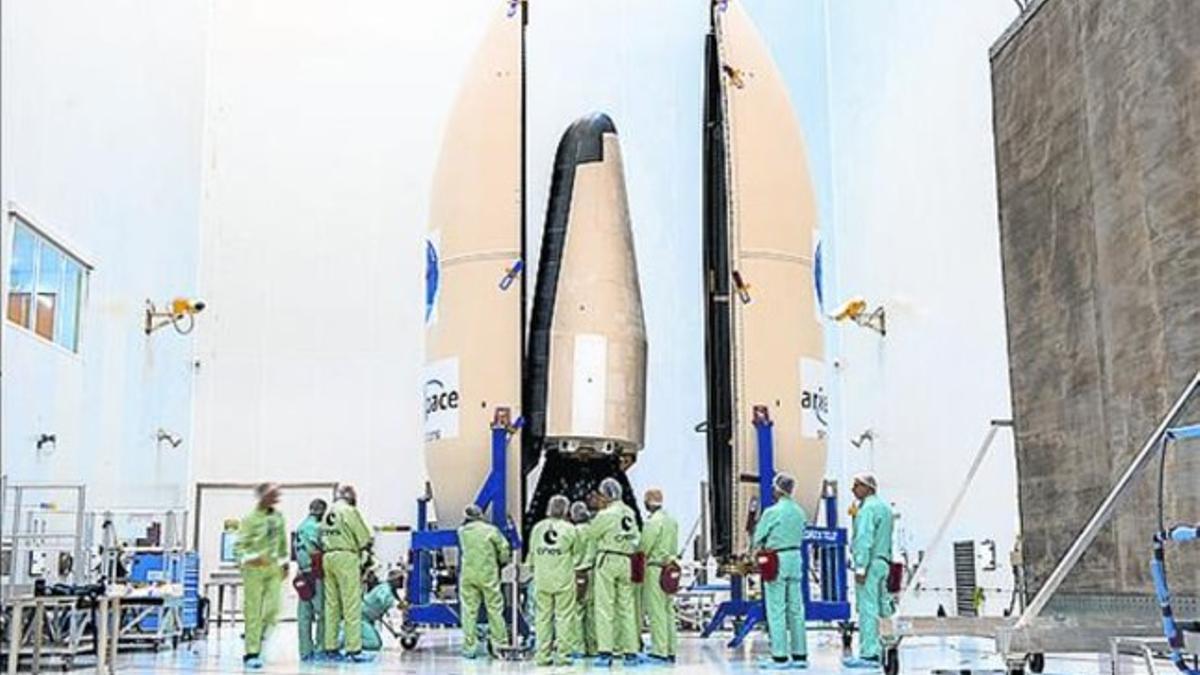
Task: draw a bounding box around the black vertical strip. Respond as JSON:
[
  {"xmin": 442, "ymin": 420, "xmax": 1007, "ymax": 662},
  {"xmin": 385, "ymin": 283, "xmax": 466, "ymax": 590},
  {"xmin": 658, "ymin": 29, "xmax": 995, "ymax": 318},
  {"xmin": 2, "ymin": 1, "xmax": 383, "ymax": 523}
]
[
  {"xmin": 703, "ymin": 26, "xmax": 734, "ymax": 562},
  {"xmin": 518, "ymin": 0, "xmax": 529, "ymax": 524}
]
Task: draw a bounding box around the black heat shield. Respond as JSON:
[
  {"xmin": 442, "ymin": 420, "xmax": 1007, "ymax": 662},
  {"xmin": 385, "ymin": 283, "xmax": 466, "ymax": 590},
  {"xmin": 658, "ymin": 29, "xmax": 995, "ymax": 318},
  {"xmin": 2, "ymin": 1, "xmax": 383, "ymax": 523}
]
[{"xmin": 702, "ymin": 26, "xmax": 735, "ymax": 562}]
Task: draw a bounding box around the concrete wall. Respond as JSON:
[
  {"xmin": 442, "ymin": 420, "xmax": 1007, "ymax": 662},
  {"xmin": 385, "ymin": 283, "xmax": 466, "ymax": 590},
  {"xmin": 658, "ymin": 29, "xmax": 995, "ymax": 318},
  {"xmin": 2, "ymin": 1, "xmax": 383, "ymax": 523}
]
[
  {"xmin": 1, "ymin": 0, "xmax": 208, "ymax": 511},
  {"xmin": 824, "ymin": 1, "xmax": 1023, "ymax": 615},
  {"xmin": 993, "ymin": 0, "xmax": 1200, "ymax": 609}
]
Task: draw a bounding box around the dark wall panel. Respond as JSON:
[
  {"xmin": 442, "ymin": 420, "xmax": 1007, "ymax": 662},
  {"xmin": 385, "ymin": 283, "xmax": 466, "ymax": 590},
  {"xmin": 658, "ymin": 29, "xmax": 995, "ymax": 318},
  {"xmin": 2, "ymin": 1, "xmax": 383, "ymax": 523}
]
[{"xmin": 992, "ymin": 0, "xmax": 1200, "ymax": 608}]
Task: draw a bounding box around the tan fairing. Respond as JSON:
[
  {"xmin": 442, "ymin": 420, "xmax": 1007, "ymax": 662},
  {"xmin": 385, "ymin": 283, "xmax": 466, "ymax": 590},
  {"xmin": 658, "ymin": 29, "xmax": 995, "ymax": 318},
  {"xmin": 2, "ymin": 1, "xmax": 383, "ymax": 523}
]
[
  {"xmin": 544, "ymin": 134, "xmax": 647, "ymax": 458},
  {"xmin": 424, "ymin": 4, "xmax": 523, "ymax": 528},
  {"xmin": 717, "ymin": 1, "xmax": 827, "ymax": 550}
]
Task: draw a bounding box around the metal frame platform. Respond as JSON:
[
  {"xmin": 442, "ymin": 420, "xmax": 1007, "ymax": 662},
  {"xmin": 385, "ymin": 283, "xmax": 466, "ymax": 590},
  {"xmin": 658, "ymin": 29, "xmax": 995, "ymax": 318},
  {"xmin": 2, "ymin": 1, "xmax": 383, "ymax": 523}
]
[
  {"xmin": 881, "ymin": 371, "xmax": 1200, "ymax": 675},
  {"xmin": 403, "ymin": 409, "xmax": 528, "ymax": 653},
  {"xmin": 700, "ymin": 406, "xmax": 853, "ymax": 649}
]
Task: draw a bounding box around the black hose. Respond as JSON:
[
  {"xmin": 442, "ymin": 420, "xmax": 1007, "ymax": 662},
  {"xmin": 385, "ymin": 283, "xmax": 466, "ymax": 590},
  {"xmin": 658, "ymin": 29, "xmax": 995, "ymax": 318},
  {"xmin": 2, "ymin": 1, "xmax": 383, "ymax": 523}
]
[{"xmin": 1159, "ymin": 436, "xmax": 1169, "ymax": 534}]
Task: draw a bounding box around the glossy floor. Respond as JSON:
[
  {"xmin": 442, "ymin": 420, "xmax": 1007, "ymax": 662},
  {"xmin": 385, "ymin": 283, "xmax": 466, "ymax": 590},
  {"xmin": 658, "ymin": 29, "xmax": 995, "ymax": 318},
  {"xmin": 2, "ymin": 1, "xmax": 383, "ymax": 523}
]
[{"xmin": 120, "ymin": 626, "xmax": 1142, "ymax": 674}]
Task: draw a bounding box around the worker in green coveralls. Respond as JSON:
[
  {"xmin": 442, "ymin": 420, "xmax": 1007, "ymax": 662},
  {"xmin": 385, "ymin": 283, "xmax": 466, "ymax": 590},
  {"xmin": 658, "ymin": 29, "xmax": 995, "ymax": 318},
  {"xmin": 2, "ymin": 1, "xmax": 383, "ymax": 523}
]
[
  {"xmin": 321, "ymin": 484, "xmax": 374, "ymax": 663},
  {"xmin": 640, "ymin": 488, "xmax": 679, "ymax": 663},
  {"xmin": 752, "ymin": 473, "xmax": 809, "ymax": 671},
  {"xmin": 361, "ymin": 569, "xmax": 404, "ymax": 651},
  {"xmin": 458, "ymin": 504, "xmax": 511, "ymax": 659},
  {"xmin": 528, "ymin": 495, "xmax": 580, "ymax": 666},
  {"xmin": 844, "ymin": 473, "xmax": 895, "ymax": 669},
  {"xmin": 236, "ymin": 483, "xmax": 288, "ymax": 670},
  {"xmin": 591, "ymin": 478, "xmax": 641, "ymax": 667},
  {"xmin": 295, "ymin": 498, "xmax": 326, "ymax": 661},
  {"xmin": 569, "ymin": 500, "xmax": 597, "ymax": 658}
]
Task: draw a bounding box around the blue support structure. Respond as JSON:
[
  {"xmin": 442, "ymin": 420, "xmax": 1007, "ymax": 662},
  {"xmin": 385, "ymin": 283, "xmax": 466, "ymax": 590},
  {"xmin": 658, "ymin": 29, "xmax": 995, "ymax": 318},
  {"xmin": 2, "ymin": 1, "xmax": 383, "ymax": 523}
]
[
  {"xmin": 405, "ymin": 409, "xmax": 524, "ymax": 630},
  {"xmin": 1152, "ymin": 424, "xmax": 1200, "ymax": 675},
  {"xmin": 701, "ymin": 406, "xmax": 852, "ymax": 648}
]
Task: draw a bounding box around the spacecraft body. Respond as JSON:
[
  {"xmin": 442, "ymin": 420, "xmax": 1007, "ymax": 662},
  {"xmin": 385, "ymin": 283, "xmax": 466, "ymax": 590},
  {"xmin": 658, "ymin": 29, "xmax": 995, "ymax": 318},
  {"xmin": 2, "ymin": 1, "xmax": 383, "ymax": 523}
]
[
  {"xmin": 423, "ymin": 2, "xmax": 525, "ymax": 529},
  {"xmin": 524, "ymin": 114, "xmax": 648, "ymax": 526},
  {"xmin": 424, "ymin": 2, "xmax": 645, "ymax": 531},
  {"xmin": 703, "ymin": 0, "xmax": 828, "ymax": 560}
]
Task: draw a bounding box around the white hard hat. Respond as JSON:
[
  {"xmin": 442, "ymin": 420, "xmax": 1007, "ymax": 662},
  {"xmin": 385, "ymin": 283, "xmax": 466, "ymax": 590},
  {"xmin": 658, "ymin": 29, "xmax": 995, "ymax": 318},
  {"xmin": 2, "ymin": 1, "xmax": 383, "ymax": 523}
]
[
  {"xmin": 599, "ymin": 478, "xmax": 623, "ymax": 501},
  {"xmin": 569, "ymin": 502, "xmax": 590, "ymax": 523},
  {"xmin": 852, "ymin": 473, "xmax": 878, "ymax": 492},
  {"xmin": 547, "ymin": 495, "xmax": 570, "ymax": 518},
  {"xmin": 772, "ymin": 473, "xmax": 796, "ymax": 495}
]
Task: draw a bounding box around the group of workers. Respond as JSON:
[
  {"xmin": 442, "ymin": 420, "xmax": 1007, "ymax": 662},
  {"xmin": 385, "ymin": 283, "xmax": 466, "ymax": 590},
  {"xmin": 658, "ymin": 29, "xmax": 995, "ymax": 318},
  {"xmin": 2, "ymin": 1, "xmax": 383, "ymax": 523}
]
[
  {"xmin": 235, "ymin": 482, "xmax": 400, "ymax": 669},
  {"xmin": 232, "ymin": 471, "xmax": 895, "ymax": 671},
  {"xmin": 458, "ymin": 477, "xmax": 682, "ymax": 667},
  {"xmin": 750, "ymin": 471, "xmax": 895, "ymax": 670}
]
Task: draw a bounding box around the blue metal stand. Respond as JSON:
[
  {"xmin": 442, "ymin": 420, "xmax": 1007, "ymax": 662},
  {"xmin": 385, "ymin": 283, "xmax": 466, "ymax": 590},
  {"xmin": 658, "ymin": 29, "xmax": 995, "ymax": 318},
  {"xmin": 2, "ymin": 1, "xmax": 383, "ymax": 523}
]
[
  {"xmin": 1151, "ymin": 424, "xmax": 1200, "ymax": 675},
  {"xmin": 406, "ymin": 409, "xmax": 524, "ymax": 628},
  {"xmin": 701, "ymin": 406, "xmax": 852, "ymax": 648}
]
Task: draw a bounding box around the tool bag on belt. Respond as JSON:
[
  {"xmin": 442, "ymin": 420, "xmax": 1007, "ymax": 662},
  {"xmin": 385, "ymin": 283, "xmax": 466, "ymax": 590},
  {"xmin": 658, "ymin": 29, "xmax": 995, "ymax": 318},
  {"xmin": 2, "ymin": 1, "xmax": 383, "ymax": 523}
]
[
  {"xmin": 630, "ymin": 552, "xmax": 647, "ymax": 584},
  {"xmin": 293, "ymin": 572, "xmax": 317, "ymax": 601},
  {"xmin": 755, "ymin": 549, "xmax": 780, "ymax": 582},
  {"xmin": 886, "ymin": 561, "xmax": 904, "ymax": 593},
  {"xmin": 575, "ymin": 569, "xmax": 590, "ymax": 601},
  {"xmin": 659, "ymin": 561, "xmax": 682, "ymax": 595},
  {"xmin": 310, "ymin": 550, "xmax": 324, "ymax": 577}
]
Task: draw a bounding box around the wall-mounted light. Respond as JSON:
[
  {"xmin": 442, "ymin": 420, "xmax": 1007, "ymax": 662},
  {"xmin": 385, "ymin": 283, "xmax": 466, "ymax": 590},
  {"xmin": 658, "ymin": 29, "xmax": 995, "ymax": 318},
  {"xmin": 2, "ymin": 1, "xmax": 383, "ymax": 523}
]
[
  {"xmin": 36, "ymin": 433, "xmax": 57, "ymax": 451},
  {"xmin": 156, "ymin": 429, "xmax": 183, "ymax": 450},
  {"xmin": 849, "ymin": 429, "xmax": 876, "ymax": 449},
  {"xmin": 830, "ymin": 297, "xmax": 886, "ymax": 336},
  {"xmin": 145, "ymin": 298, "xmax": 206, "ymax": 335},
  {"xmin": 980, "ymin": 539, "xmax": 998, "ymax": 572}
]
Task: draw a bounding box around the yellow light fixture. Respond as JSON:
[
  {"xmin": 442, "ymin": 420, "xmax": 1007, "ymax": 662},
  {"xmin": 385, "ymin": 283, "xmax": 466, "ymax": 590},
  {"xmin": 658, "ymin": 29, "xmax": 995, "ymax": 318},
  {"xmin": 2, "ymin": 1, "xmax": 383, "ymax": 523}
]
[
  {"xmin": 830, "ymin": 296, "xmax": 886, "ymax": 336},
  {"xmin": 145, "ymin": 298, "xmax": 206, "ymax": 335}
]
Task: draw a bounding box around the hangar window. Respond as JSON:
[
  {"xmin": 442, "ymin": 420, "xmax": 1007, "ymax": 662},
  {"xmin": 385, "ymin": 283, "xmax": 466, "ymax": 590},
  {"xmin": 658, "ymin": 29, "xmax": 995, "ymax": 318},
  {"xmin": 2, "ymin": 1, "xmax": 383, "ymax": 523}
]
[{"xmin": 6, "ymin": 214, "xmax": 88, "ymax": 352}]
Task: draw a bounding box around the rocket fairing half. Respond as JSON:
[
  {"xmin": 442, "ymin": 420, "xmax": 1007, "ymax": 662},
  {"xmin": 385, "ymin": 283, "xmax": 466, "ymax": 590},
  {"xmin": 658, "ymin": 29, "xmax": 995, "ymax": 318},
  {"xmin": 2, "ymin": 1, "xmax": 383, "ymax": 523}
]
[
  {"xmin": 703, "ymin": 0, "xmax": 829, "ymax": 561},
  {"xmin": 524, "ymin": 114, "xmax": 648, "ymax": 528},
  {"xmin": 423, "ymin": 1, "xmax": 525, "ymax": 529}
]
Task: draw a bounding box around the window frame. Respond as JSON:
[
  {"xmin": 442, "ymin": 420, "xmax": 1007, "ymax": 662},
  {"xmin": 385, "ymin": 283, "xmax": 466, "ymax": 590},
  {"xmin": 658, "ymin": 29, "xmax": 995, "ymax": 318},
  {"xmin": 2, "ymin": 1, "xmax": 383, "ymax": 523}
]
[{"xmin": 5, "ymin": 206, "xmax": 92, "ymax": 354}]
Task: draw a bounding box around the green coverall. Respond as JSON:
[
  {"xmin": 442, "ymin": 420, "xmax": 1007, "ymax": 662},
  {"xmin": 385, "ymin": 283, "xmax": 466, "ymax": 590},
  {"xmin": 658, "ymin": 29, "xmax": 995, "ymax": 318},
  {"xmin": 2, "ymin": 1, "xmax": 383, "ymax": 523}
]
[
  {"xmin": 236, "ymin": 506, "xmax": 288, "ymax": 659},
  {"xmin": 295, "ymin": 515, "xmax": 324, "ymax": 659},
  {"xmin": 529, "ymin": 516, "xmax": 580, "ymax": 665},
  {"xmin": 361, "ymin": 582, "xmax": 397, "ymax": 651},
  {"xmin": 852, "ymin": 494, "xmax": 895, "ymax": 660},
  {"xmin": 640, "ymin": 508, "xmax": 679, "ymax": 659},
  {"xmin": 321, "ymin": 500, "xmax": 373, "ymax": 654},
  {"xmin": 573, "ymin": 520, "xmax": 598, "ymax": 656},
  {"xmin": 458, "ymin": 519, "xmax": 511, "ymax": 656},
  {"xmin": 752, "ymin": 496, "xmax": 809, "ymax": 662},
  {"xmin": 591, "ymin": 501, "xmax": 641, "ymax": 657}
]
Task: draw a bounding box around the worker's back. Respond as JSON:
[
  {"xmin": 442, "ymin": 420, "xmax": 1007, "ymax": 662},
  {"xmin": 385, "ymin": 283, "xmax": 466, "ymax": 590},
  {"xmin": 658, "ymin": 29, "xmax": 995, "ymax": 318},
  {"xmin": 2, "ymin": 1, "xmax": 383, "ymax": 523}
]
[
  {"xmin": 295, "ymin": 515, "xmax": 321, "ymax": 571},
  {"xmin": 362, "ymin": 582, "xmax": 396, "ymax": 622},
  {"xmin": 529, "ymin": 517, "xmax": 579, "ymax": 593},
  {"xmin": 754, "ymin": 497, "xmax": 808, "ymax": 579},
  {"xmin": 575, "ymin": 519, "xmax": 598, "ymax": 569},
  {"xmin": 322, "ymin": 500, "xmax": 371, "ymax": 553},
  {"xmin": 592, "ymin": 501, "xmax": 640, "ymax": 555},
  {"xmin": 458, "ymin": 520, "xmax": 510, "ymax": 585},
  {"xmin": 641, "ymin": 509, "xmax": 679, "ymax": 564}
]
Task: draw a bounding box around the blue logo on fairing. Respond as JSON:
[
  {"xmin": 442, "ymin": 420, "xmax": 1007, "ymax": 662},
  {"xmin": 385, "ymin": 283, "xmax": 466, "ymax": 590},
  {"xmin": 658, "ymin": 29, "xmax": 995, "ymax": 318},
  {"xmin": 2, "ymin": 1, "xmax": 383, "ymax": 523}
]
[
  {"xmin": 813, "ymin": 239, "xmax": 824, "ymax": 313},
  {"xmin": 425, "ymin": 239, "xmax": 439, "ymax": 323}
]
